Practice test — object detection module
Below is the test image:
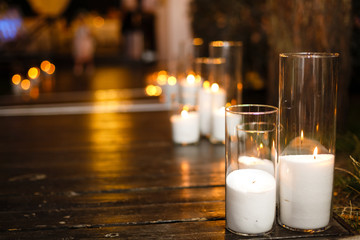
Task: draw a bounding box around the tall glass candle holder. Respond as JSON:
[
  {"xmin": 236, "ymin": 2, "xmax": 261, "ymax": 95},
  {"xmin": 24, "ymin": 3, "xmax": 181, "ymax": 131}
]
[
  {"xmin": 225, "ymin": 104, "xmax": 278, "ymax": 236},
  {"xmin": 278, "ymin": 52, "xmax": 339, "ymax": 232},
  {"xmin": 209, "ymin": 41, "xmax": 243, "ymax": 105},
  {"xmin": 195, "ymin": 57, "xmax": 225, "ymax": 138}
]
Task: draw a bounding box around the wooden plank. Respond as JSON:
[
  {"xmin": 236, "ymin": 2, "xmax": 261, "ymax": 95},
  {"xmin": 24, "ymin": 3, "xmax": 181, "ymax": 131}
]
[
  {"xmin": 0, "ymin": 201, "xmax": 225, "ymax": 231},
  {"xmin": 0, "ymin": 220, "xmax": 226, "ymax": 240},
  {"xmin": 1, "ymin": 218, "xmax": 354, "ymax": 240},
  {"xmin": 0, "ymin": 186, "xmax": 224, "ymax": 211}
]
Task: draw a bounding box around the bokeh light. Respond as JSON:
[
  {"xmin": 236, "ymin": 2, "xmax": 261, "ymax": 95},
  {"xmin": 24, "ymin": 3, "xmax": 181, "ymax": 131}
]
[
  {"xmin": 40, "ymin": 60, "xmax": 51, "ymax": 72},
  {"xmin": 11, "ymin": 74, "xmax": 21, "ymax": 85},
  {"xmin": 21, "ymin": 79, "xmax": 31, "ymax": 90},
  {"xmin": 28, "ymin": 67, "xmax": 40, "ymax": 79}
]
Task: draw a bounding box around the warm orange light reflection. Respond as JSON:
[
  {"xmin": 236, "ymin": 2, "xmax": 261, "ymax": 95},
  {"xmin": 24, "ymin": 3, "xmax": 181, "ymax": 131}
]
[
  {"xmin": 211, "ymin": 83, "xmax": 219, "ymax": 92},
  {"xmin": 230, "ymin": 99, "xmax": 237, "ymax": 105},
  {"xmin": 95, "ymin": 90, "xmax": 119, "ymax": 100},
  {"xmin": 237, "ymin": 82, "xmax": 243, "ymax": 91},
  {"xmin": 225, "ymin": 102, "xmax": 232, "ymax": 108},
  {"xmin": 41, "ymin": 60, "xmax": 51, "ymax": 72},
  {"xmin": 28, "ymin": 67, "xmax": 40, "ymax": 79},
  {"xmin": 21, "ymin": 79, "xmax": 31, "ymax": 90},
  {"xmin": 12, "ymin": 74, "xmax": 21, "ymax": 85},
  {"xmin": 30, "ymin": 87, "xmax": 39, "ymax": 99},
  {"xmin": 180, "ymin": 161, "xmax": 190, "ymax": 186},
  {"xmin": 93, "ymin": 16, "xmax": 104, "ymax": 28}
]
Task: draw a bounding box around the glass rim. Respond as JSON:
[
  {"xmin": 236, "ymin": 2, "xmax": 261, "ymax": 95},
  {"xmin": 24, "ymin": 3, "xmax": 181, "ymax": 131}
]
[
  {"xmin": 209, "ymin": 41, "xmax": 243, "ymax": 47},
  {"xmin": 225, "ymin": 104, "xmax": 278, "ymax": 115},
  {"xmin": 280, "ymin": 52, "xmax": 339, "ymax": 58},
  {"xmin": 195, "ymin": 57, "xmax": 225, "ymax": 64}
]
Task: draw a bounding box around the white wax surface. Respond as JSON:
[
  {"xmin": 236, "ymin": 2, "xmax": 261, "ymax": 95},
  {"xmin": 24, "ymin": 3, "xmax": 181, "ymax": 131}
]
[
  {"xmin": 238, "ymin": 156, "xmax": 275, "ymax": 176},
  {"xmin": 180, "ymin": 81, "xmax": 200, "ymax": 106},
  {"xmin": 198, "ymin": 88, "xmax": 212, "ymax": 136},
  {"xmin": 211, "ymin": 107, "xmax": 225, "ymax": 143},
  {"xmin": 162, "ymin": 83, "xmax": 179, "ymax": 104},
  {"xmin": 226, "ymin": 169, "xmax": 276, "ymax": 234},
  {"xmin": 212, "ymin": 88, "xmax": 226, "ymax": 110},
  {"xmin": 279, "ymin": 154, "xmax": 334, "ymax": 229},
  {"xmin": 170, "ymin": 112, "xmax": 200, "ymax": 144}
]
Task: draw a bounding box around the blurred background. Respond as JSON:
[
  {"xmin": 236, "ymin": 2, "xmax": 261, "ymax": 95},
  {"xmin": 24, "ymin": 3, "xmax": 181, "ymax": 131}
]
[{"xmin": 0, "ymin": 0, "xmax": 358, "ymax": 131}]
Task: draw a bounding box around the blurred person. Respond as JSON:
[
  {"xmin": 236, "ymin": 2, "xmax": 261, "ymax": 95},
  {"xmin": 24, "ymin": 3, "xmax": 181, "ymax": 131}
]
[{"xmin": 73, "ymin": 13, "xmax": 95, "ymax": 76}]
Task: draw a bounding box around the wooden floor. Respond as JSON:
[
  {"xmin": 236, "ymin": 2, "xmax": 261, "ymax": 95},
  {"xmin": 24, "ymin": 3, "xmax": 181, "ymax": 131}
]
[{"xmin": 0, "ymin": 66, "xmax": 356, "ymax": 239}]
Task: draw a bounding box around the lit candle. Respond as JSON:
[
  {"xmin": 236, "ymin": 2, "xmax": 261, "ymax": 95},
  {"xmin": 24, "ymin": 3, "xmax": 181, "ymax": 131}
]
[
  {"xmin": 162, "ymin": 76, "xmax": 179, "ymax": 104},
  {"xmin": 198, "ymin": 81, "xmax": 212, "ymax": 136},
  {"xmin": 180, "ymin": 73, "xmax": 201, "ymax": 106},
  {"xmin": 211, "ymin": 106, "xmax": 225, "ymax": 143},
  {"xmin": 238, "ymin": 156, "xmax": 274, "ymax": 176},
  {"xmin": 279, "ymin": 147, "xmax": 334, "ymax": 229},
  {"xmin": 171, "ymin": 107, "xmax": 200, "ymax": 144},
  {"xmin": 211, "ymin": 83, "xmax": 226, "ymax": 110},
  {"xmin": 226, "ymin": 169, "xmax": 276, "ymax": 234}
]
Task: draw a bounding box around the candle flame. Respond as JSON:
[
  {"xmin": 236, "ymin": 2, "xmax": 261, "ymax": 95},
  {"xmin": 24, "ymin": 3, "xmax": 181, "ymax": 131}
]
[
  {"xmin": 313, "ymin": 147, "xmax": 318, "ymax": 159},
  {"xmin": 183, "ymin": 105, "xmax": 190, "ymax": 111},
  {"xmin": 195, "ymin": 75, "xmax": 202, "ymax": 83},
  {"xmin": 186, "ymin": 74, "xmax": 195, "ymax": 84},
  {"xmin": 211, "ymin": 83, "xmax": 219, "ymax": 92},
  {"xmin": 260, "ymin": 143, "xmax": 264, "ymax": 149},
  {"xmin": 181, "ymin": 109, "xmax": 189, "ymax": 118},
  {"xmin": 300, "ymin": 130, "xmax": 304, "ymax": 141},
  {"xmin": 168, "ymin": 76, "xmax": 177, "ymax": 86},
  {"xmin": 203, "ymin": 80, "xmax": 210, "ymax": 89}
]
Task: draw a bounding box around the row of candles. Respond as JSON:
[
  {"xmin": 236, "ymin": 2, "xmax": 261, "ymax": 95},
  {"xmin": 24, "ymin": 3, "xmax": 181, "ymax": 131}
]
[
  {"xmin": 150, "ymin": 70, "xmax": 230, "ymax": 145},
  {"xmin": 11, "ymin": 60, "xmax": 56, "ymax": 98},
  {"xmin": 149, "ymin": 49, "xmax": 339, "ymax": 236}
]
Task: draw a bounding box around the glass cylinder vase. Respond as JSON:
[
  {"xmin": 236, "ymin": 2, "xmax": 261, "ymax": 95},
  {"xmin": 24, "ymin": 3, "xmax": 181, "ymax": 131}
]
[
  {"xmin": 225, "ymin": 104, "xmax": 278, "ymax": 236},
  {"xmin": 278, "ymin": 52, "xmax": 339, "ymax": 232},
  {"xmin": 195, "ymin": 57, "xmax": 226, "ymax": 140},
  {"xmin": 209, "ymin": 41, "xmax": 243, "ymax": 105}
]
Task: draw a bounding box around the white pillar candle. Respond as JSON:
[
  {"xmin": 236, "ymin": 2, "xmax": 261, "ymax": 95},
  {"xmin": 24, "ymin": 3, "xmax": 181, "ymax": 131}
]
[
  {"xmin": 162, "ymin": 76, "xmax": 179, "ymax": 104},
  {"xmin": 180, "ymin": 74, "xmax": 201, "ymax": 106},
  {"xmin": 238, "ymin": 156, "xmax": 274, "ymax": 176},
  {"xmin": 198, "ymin": 84, "xmax": 212, "ymax": 136},
  {"xmin": 211, "ymin": 83, "xmax": 226, "ymax": 110},
  {"xmin": 279, "ymin": 153, "xmax": 334, "ymax": 229},
  {"xmin": 226, "ymin": 169, "xmax": 276, "ymax": 234},
  {"xmin": 171, "ymin": 109, "xmax": 200, "ymax": 144},
  {"xmin": 211, "ymin": 107, "xmax": 225, "ymax": 143}
]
